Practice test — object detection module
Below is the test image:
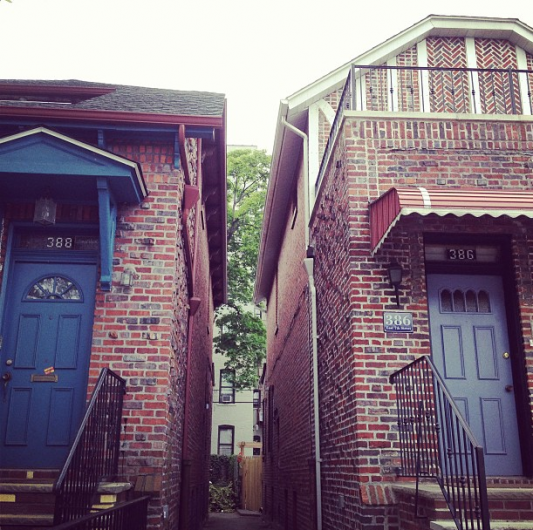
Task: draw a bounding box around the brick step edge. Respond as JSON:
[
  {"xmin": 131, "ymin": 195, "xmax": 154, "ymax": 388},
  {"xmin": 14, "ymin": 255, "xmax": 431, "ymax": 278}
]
[
  {"xmin": 430, "ymin": 520, "xmax": 533, "ymax": 530},
  {"xmin": 0, "ymin": 482, "xmax": 55, "ymax": 493},
  {"xmin": 0, "ymin": 513, "xmax": 54, "ymax": 526}
]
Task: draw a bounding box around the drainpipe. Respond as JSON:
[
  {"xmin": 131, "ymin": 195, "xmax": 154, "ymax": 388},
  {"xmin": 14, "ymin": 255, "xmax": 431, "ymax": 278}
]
[{"xmin": 280, "ymin": 116, "xmax": 322, "ymax": 530}]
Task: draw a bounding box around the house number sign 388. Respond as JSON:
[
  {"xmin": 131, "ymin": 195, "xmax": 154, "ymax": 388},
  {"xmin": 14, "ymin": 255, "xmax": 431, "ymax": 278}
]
[{"xmin": 383, "ymin": 312, "xmax": 414, "ymax": 333}]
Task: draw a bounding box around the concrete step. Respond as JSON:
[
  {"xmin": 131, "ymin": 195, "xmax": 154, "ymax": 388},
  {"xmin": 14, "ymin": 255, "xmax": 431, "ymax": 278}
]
[
  {"xmin": 431, "ymin": 521, "xmax": 533, "ymax": 530},
  {"xmin": 0, "ymin": 513, "xmax": 54, "ymax": 528},
  {"xmin": 0, "ymin": 468, "xmax": 132, "ymax": 528}
]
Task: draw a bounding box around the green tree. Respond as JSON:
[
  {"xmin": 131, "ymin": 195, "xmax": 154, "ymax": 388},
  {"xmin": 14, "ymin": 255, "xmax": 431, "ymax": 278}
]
[{"xmin": 214, "ymin": 148, "xmax": 270, "ymax": 389}]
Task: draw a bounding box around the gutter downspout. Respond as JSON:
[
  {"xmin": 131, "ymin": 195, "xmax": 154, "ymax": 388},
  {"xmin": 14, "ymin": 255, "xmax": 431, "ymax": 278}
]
[
  {"xmin": 303, "ymin": 257, "xmax": 322, "ymax": 530},
  {"xmin": 280, "ymin": 116, "xmax": 322, "ymax": 530}
]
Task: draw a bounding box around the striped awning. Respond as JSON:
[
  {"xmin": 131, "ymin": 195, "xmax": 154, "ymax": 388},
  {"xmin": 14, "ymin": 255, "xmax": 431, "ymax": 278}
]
[{"xmin": 369, "ymin": 187, "xmax": 533, "ymax": 253}]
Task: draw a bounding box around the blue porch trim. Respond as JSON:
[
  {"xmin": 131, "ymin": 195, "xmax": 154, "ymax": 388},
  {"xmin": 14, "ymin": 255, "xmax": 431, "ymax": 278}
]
[
  {"xmin": 97, "ymin": 178, "xmax": 117, "ymax": 291},
  {"xmin": 0, "ymin": 127, "xmax": 146, "ymax": 292}
]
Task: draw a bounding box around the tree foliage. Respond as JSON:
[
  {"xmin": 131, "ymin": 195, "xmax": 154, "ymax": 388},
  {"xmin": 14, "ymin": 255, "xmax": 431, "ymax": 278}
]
[{"xmin": 214, "ymin": 148, "xmax": 270, "ymax": 389}]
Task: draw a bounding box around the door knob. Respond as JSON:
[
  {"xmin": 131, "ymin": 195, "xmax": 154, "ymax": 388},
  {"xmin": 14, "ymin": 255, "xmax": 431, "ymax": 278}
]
[
  {"xmin": 502, "ymin": 352, "xmax": 510, "ymax": 359},
  {"xmin": 505, "ymin": 385, "xmax": 513, "ymax": 393},
  {"xmin": 2, "ymin": 372, "xmax": 11, "ymax": 382},
  {"xmin": 5, "ymin": 359, "xmax": 13, "ymax": 366}
]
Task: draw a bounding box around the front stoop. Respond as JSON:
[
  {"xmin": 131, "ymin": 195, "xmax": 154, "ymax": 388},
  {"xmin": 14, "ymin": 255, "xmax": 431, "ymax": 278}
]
[
  {"xmin": 0, "ymin": 469, "xmax": 57, "ymax": 529},
  {"xmin": 0, "ymin": 469, "xmax": 132, "ymax": 529},
  {"xmin": 393, "ymin": 483, "xmax": 533, "ymax": 530}
]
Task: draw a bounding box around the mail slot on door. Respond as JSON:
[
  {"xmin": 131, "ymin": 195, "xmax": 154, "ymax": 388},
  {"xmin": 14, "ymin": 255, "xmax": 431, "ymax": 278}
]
[{"xmin": 31, "ymin": 374, "xmax": 58, "ymax": 383}]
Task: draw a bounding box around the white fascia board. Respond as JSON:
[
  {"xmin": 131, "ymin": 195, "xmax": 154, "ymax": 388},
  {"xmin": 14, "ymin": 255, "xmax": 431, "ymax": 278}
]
[{"xmin": 254, "ymin": 100, "xmax": 289, "ymax": 303}]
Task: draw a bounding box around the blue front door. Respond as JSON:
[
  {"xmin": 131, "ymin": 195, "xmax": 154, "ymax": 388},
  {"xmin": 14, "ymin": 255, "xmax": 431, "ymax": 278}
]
[
  {"xmin": 0, "ymin": 260, "xmax": 97, "ymax": 468},
  {"xmin": 427, "ymin": 274, "xmax": 522, "ymax": 476}
]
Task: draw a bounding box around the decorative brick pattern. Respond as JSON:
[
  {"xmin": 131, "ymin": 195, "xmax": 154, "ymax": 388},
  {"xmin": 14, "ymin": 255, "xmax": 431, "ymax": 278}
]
[
  {"xmin": 427, "ymin": 37, "xmax": 470, "ymax": 113},
  {"xmin": 475, "ymin": 39, "xmax": 521, "ymax": 114},
  {"xmin": 365, "ymin": 66, "xmax": 389, "ymax": 112},
  {"xmin": 396, "ymin": 46, "xmax": 420, "ymax": 112}
]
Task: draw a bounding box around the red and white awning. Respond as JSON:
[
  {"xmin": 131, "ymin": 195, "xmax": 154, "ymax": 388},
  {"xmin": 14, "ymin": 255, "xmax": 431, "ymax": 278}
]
[{"xmin": 369, "ymin": 187, "xmax": 533, "ymax": 253}]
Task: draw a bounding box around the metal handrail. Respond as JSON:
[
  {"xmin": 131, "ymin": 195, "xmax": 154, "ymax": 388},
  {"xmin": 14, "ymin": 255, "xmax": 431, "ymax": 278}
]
[
  {"xmin": 54, "ymin": 368, "xmax": 126, "ymax": 525},
  {"xmin": 50, "ymin": 496, "xmax": 151, "ymax": 530},
  {"xmin": 390, "ymin": 356, "xmax": 490, "ymax": 530},
  {"xmin": 315, "ymin": 63, "xmax": 533, "ymax": 192}
]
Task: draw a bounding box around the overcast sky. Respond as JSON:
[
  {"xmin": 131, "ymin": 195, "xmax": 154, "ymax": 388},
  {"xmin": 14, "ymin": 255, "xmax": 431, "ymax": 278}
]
[{"xmin": 1, "ymin": 0, "xmax": 533, "ymax": 152}]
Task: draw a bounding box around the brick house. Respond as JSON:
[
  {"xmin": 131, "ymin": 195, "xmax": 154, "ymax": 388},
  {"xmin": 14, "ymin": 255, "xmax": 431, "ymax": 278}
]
[
  {"xmin": 0, "ymin": 80, "xmax": 226, "ymax": 530},
  {"xmin": 255, "ymin": 15, "xmax": 533, "ymax": 530}
]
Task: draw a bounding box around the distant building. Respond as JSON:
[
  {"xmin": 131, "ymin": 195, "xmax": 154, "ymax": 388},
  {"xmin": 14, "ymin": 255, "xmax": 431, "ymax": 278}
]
[{"xmin": 211, "ymin": 303, "xmax": 265, "ymax": 457}]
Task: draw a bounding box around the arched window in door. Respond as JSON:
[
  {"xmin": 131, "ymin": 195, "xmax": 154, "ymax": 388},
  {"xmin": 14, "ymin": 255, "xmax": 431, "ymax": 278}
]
[
  {"xmin": 26, "ymin": 276, "xmax": 82, "ymax": 301},
  {"xmin": 440, "ymin": 288, "xmax": 491, "ymax": 314}
]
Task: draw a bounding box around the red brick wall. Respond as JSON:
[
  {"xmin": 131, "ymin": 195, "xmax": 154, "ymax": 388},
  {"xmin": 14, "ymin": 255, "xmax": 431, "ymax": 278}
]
[
  {"xmin": 263, "ymin": 161, "xmax": 316, "ymax": 529},
  {"xmin": 309, "ymin": 114, "xmax": 533, "ymax": 529},
  {"xmin": 185, "ymin": 200, "xmax": 215, "ymax": 528}
]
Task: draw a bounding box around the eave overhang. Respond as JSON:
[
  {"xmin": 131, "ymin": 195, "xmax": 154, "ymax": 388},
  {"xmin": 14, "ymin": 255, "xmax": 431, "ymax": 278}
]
[
  {"xmin": 0, "ymin": 105, "xmax": 224, "ymax": 128},
  {"xmin": 254, "ymin": 102, "xmax": 305, "ymax": 303}
]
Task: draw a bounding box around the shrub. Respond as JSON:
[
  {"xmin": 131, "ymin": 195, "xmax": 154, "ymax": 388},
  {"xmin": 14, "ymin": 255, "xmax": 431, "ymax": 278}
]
[{"xmin": 209, "ymin": 482, "xmax": 237, "ymax": 512}]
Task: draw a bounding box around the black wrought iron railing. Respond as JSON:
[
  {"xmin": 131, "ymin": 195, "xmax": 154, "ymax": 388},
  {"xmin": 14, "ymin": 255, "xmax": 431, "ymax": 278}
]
[
  {"xmin": 54, "ymin": 368, "xmax": 127, "ymax": 525},
  {"xmin": 390, "ymin": 356, "xmax": 490, "ymax": 530},
  {"xmin": 50, "ymin": 496, "xmax": 151, "ymax": 530},
  {"xmin": 316, "ymin": 63, "xmax": 533, "ymax": 192}
]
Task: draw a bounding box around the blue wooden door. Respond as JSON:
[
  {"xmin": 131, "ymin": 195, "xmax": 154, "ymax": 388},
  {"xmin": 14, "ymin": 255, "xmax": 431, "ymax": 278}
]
[
  {"xmin": 427, "ymin": 274, "xmax": 522, "ymax": 476},
  {"xmin": 0, "ymin": 260, "xmax": 97, "ymax": 468}
]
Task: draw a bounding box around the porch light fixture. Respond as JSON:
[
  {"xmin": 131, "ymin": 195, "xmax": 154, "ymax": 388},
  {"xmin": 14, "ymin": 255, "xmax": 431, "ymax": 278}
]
[
  {"xmin": 33, "ymin": 196, "xmax": 57, "ymax": 225},
  {"xmin": 387, "ymin": 261, "xmax": 403, "ymax": 308},
  {"xmin": 120, "ymin": 265, "xmax": 136, "ymax": 287}
]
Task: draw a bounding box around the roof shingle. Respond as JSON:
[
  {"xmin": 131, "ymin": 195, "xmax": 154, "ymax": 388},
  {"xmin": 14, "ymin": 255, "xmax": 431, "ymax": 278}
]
[{"xmin": 0, "ymin": 79, "xmax": 225, "ymax": 117}]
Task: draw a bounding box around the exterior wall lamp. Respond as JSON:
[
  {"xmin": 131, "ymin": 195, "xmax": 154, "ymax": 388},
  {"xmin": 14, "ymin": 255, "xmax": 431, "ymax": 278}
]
[
  {"xmin": 387, "ymin": 261, "xmax": 403, "ymax": 308},
  {"xmin": 120, "ymin": 265, "xmax": 136, "ymax": 287},
  {"xmin": 33, "ymin": 196, "xmax": 57, "ymax": 225}
]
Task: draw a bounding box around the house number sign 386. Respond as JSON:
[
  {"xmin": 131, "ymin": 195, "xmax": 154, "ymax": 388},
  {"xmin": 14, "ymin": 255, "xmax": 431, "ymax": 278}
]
[
  {"xmin": 383, "ymin": 312, "xmax": 414, "ymax": 333},
  {"xmin": 447, "ymin": 248, "xmax": 476, "ymax": 260}
]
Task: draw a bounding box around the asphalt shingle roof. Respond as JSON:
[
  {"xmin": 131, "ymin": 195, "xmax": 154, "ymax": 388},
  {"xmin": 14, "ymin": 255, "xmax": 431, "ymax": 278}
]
[{"xmin": 0, "ymin": 79, "xmax": 226, "ymax": 117}]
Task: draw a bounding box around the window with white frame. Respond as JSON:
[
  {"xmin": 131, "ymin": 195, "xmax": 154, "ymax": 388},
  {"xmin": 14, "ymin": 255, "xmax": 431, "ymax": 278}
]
[
  {"xmin": 219, "ymin": 369, "xmax": 235, "ymax": 403},
  {"xmin": 218, "ymin": 425, "xmax": 234, "ymax": 455}
]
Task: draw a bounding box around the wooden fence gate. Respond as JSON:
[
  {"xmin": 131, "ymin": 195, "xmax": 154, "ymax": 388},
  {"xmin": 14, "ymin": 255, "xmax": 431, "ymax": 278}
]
[{"xmin": 240, "ymin": 456, "xmax": 262, "ymax": 511}]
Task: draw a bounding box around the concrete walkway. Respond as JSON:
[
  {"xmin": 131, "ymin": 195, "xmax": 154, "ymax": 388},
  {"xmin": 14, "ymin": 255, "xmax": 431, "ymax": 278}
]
[{"xmin": 203, "ymin": 511, "xmax": 272, "ymax": 530}]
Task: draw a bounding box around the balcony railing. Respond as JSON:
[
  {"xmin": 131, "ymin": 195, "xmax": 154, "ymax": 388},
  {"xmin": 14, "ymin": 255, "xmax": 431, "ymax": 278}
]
[
  {"xmin": 390, "ymin": 356, "xmax": 490, "ymax": 530},
  {"xmin": 316, "ymin": 63, "xmax": 533, "ymax": 191}
]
